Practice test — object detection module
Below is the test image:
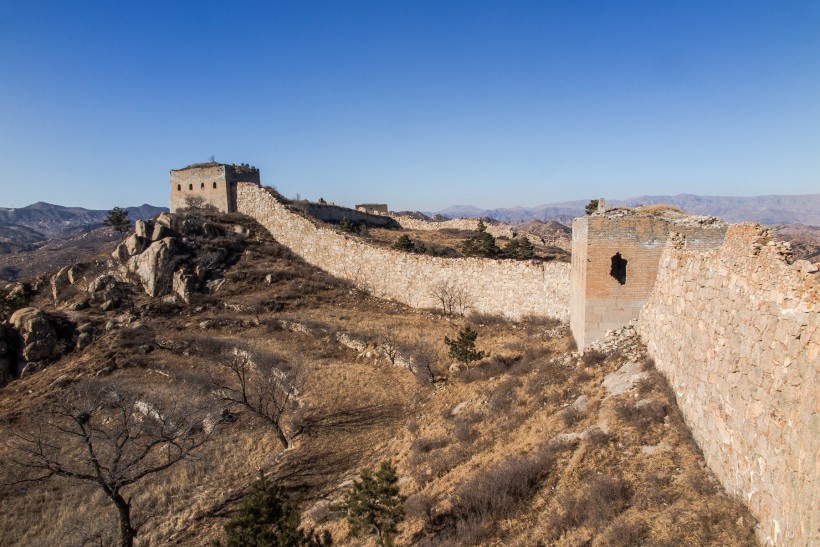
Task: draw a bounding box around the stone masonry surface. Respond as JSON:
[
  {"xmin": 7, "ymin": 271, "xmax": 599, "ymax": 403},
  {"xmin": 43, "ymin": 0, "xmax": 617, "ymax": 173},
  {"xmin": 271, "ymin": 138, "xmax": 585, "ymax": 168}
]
[
  {"xmin": 236, "ymin": 183, "xmax": 570, "ymax": 319},
  {"xmin": 638, "ymin": 223, "xmax": 819, "ymax": 546},
  {"xmin": 390, "ymin": 214, "xmax": 568, "ymax": 248}
]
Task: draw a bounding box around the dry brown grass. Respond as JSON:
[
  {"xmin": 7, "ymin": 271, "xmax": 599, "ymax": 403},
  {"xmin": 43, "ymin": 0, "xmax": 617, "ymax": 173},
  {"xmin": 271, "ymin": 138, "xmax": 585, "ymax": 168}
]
[
  {"xmin": 0, "ymin": 213, "xmax": 757, "ymax": 546},
  {"xmin": 635, "ymin": 204, "xmax": 685, "ymax": 215}
]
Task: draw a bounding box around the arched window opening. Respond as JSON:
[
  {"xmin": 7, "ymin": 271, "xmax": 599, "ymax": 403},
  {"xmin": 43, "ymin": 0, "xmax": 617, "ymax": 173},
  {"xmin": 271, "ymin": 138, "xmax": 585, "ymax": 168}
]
[
  {"xmin": 188, "ymin": 184, "xmax": 193, "ymax": 191},
  {"xmin": 610, "ymin": 253, "xmax": 627, "ymax": 285},
  {"xmin": 177, "ymin": 184, "xmax": 181, "ymax": 191},
  {"xmin": 213, "ymin": 182, "xmax": 217, "ymax": 189},
  {"xmin": 201, "ymin": 182, "xmax": 205, "ymax": 190}
]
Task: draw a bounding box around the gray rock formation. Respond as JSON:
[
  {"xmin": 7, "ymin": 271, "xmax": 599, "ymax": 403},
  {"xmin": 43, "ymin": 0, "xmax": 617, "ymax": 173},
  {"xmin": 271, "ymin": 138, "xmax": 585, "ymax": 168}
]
[
  {"xmin": 126, "ymin": 238, "xmax": 178, "ymax": 297},
  {"xmin": 9, "ymin": 307, "xmax": 63, "ymax": 362}
]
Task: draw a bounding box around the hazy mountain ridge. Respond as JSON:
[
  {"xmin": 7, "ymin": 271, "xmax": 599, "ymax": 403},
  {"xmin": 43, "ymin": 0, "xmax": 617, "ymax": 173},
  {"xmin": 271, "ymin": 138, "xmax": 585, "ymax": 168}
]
[
  {"xmin": 0, "ymin": 202, "xmax": 168, "ymax": 240},
  {"xmin": 437, "ymin": 194, "xmax": 820, "ymax": 226}
]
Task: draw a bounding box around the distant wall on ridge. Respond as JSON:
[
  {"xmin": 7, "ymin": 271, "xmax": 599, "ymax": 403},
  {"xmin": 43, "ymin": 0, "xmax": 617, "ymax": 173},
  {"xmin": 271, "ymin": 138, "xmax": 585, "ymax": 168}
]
[{"xmin": 236, "ymin": 183, "xmax": 570, "ymax": 319}]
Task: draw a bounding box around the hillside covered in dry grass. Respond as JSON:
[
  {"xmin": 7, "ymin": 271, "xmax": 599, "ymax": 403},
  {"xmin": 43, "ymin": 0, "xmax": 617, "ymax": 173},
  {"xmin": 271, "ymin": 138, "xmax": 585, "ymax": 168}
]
[{"xmin": 0, "ymin": 210, "xmax": 757, "ymax": 546}]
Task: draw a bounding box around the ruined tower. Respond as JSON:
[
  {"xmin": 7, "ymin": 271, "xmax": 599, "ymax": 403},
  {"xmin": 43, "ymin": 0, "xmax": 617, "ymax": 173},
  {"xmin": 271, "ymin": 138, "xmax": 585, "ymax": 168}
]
[
  {"xmin": 170, "ymin": 162, "xmax": 260, "ymax": 213},
  {"xmin": 570, "ymin": 206, "xmax": 727, "ymax": 349}
]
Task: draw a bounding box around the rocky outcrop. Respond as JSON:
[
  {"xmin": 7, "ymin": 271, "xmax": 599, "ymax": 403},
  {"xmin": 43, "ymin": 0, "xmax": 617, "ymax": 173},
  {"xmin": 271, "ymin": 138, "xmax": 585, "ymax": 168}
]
[
  {"xmin": 126, "ymin": 237, "xmax": 178, "ymax": 297},
  {"xmin": 10, "ymin": 307, "xmax": 59, "ymax": 362},
  {"xmin": 48, "ymin": 213, "xmax": 242, "ymax": 310},
  {"xmin": 8, "ymin": 307, "xmax": 74, "ymax": 364}
]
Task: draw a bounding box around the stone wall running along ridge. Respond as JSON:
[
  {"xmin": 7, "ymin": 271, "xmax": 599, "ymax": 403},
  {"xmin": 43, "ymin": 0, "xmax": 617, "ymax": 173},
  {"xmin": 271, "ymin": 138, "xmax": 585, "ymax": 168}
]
[
  {"xmin": 236, "ymin": 183, "xmax": 570, "ymax": 320},
  {"xmin": 638, "ymin": 223, "xmax": 819, "ymax": 546}
]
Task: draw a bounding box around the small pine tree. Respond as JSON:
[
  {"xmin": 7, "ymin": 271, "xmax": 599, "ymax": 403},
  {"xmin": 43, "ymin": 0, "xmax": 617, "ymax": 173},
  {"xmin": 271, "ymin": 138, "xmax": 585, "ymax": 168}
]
[
  {"xmin": 342, "ymin": 460, "xmax": 405, "ymax": 546},
  {"xmin": 504, "ymin": 236, "xmax": 535, "ymax": 259},
  {"xmin": 391, "ymin": 235, "xmax": 414, "ymax": 251},
  {"xmin": 412, "ymin": 240, "xmax": 427, "ymax": 254},
  {"xmin": 462, "ymin": 230, "xmax": 501, "ymax": 257},
  {"xmin": 444, "ymin": 326, "xmax": 487, "ymax": 366},
  {"xmin": 222, "ymin": 472, "xmax": 332, "ymax": 547},
  {"xmin": 339, "ymin": 218, "xmax": 355, "ymax": 233},
  {"xmin": 104, "ymin": 206, "xmax": 130, "ymax": 233},
  {"xmin": 585, "ymin": 199, "xmax": 599, "ymax": 215}
]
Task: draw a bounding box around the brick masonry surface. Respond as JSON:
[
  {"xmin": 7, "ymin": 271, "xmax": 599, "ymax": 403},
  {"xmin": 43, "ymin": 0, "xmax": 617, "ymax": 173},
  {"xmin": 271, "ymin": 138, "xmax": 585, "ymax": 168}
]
[
  {"xmin": 170, "ymin": 163, "xmax": 260, "ymax": 213},
  {"xmin": 236, "ymin": 183, "xmax": 571, "ymax": 319},
  {"xmin": 638, "ymin": 223, "xmax": 819, "ymax": 546},
  {"xmin": 571, "ymin": 213, "xmax": 727, "ymax": 348}
]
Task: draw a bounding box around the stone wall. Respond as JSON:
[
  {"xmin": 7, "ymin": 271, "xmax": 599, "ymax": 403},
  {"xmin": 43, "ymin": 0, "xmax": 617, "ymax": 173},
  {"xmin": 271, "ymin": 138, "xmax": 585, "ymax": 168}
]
[
  {"xmin": 237, "ymin": 183, "xmax": 570, "ymax": 319},
  {"xmin": 298, "ymin": 202, "xmax": 399, "ymax": 228},
  {"xmin": 391, "ymin": 215, "xmax": 514, "ymax": 238},
  {"xmin": 638, "ymin": 223, "xmax": 819, "ymax": 546}
]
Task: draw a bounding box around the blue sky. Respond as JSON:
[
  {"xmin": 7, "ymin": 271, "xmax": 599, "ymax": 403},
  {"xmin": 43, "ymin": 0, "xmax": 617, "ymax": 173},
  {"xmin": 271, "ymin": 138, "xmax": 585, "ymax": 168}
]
[{"xmin": 0, "ymin": 1, "xmax": 818, "ymax": 211}]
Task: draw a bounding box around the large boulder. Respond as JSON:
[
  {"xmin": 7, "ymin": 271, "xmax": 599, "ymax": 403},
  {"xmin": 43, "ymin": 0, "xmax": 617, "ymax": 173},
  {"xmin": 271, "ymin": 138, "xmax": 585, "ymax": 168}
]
[
  {"xmin": 127, "ymin": 238, "xmax": 178, "ymax": 297},
  {"xmin": 173, "ymin": 269, "xmax": 197, "ymax": 303},
  {"xmin": 134, "ymin": 219, "xmax": 152, "ymax": 239},
  {"xmin": 51, "ymin": 266, "xmax": 71, "ymax": 302},
  {"xmin": 9, "ymin": 307, "xmax": 63, "ymax": 362}
]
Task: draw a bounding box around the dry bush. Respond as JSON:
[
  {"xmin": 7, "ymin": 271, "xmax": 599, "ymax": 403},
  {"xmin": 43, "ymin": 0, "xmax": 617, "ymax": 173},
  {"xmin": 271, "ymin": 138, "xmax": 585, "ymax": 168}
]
[
  {"xmin": 636, "ymin": 204, "xmax": 684, "ymax": 215},
  {"xmin": 435, "ymin": 441, "xmax": 569, "ymax": 541},
  {"xmin": 486, "ymin": 377, "xmax": 521, "ymax": 412},
  {"xmin": 518, "ymin": 314, "xmax": 563, "ymax": 333},
  {"xmin": 633, "ymin": 471, "xmax": 677, "ymax": 509},
  {"xmin": 466, "ymin": 311, "xmax": 508, "ymax": 328},
  {"xmin": 614, "ymin": 398, "xmax": 668, "ymax": 430},
  {"xmin": 585, "ymin": 426, "xmax": 615, "ymax": 447},
  {"xmin": 452, "ymin": 411, "xmax": 481, "ymax": 446},
  {"xmin": 457, "ymin": 355, "xmax": 523, "ymax": 383},
  {"xmin": 581, "ymin": 348, "xmax": 607, "ymax": 367},
  {"xmin": 450, "ymin": 456, "xmax": 543, "ymax": 524},
  {"xmin": 560, "ymin": 405, "xmax": 584, "ymax": 428},
  {"xmin": 596, "ymin": 514, "xmax": 649, "ymax": 546},
  {"xmin": 404, "ymin": 492, "xmax": 436, "ymax": 524},
  {"xmin": 549, "ymin": 475, "xmax": 631, "ymax": 538},
  {"xmin": 411, "ymin": 437, "xmax": 450, "ymax": 456}
]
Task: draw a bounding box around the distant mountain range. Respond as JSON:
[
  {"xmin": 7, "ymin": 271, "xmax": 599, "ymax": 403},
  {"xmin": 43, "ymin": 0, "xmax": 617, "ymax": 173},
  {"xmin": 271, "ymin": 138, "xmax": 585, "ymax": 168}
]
[
  {"xmin": 0, "ymin": 202, "xmax": 168, "ymax": 242},
  {"xmin": 0, "ymin": 202, "xmax": 169, "ymax": 282},
  {"xmin": 436, "ymin": 194, "xmax": 820, "ymax": 226}
]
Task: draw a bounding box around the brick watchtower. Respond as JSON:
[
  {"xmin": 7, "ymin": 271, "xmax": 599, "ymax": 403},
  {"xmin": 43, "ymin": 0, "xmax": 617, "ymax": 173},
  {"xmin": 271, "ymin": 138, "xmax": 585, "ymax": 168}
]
[
  {"xmin": 570, "ymin": 204, "xmax": 727, "ymax": 349},
  {"xmin": 170, "ymin": 162, "xmax": 260, "ymax": 213}
]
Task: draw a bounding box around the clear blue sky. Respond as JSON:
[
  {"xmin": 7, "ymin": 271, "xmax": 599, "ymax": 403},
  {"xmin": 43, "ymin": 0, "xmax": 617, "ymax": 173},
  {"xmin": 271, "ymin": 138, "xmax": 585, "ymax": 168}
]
[{"xmin": 1, "ymin": 1, "xmax": 818, "ymax": 211}]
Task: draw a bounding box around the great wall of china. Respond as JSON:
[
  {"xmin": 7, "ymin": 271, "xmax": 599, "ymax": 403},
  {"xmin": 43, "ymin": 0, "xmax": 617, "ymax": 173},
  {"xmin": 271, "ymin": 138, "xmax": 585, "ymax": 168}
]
[{"xmin": 170, "ymin": 164, "xmax": 817, "ymax": 545}]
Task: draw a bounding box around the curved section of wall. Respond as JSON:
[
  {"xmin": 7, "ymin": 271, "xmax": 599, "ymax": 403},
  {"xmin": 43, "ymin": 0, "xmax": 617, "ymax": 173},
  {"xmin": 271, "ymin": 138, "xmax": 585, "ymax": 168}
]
[
  {"xmin": 237, "ymin": 183, "xmax": 570, "ymax": 320},
  {"xmin": 392, "ymin": 215, "xmax": 515, "ymax": 237},
  {"xmin": 638, "ymin": 224, "xmax": 819, "ymax": 546}
]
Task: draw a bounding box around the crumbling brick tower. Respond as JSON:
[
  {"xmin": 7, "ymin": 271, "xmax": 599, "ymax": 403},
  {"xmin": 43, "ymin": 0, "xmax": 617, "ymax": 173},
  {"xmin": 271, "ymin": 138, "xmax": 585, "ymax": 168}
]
[
  {"xmin": 170, "ymin": 162, "xmax": 260, "ymax": 213},
  {"xmin": 570, "ymin": 206, "xmax": 727, "ymax": 349}
]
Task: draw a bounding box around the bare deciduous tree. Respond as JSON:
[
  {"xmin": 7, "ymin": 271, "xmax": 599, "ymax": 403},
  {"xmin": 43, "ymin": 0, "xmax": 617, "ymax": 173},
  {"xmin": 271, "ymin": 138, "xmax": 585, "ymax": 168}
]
[
  {"xmin": 212, "ymin": 347, "xmax": 300, "ymax": 450},
  {"xmin": 183, "ymin": 194, "xmax": 207, "ymax": 210},
  {"xmin": 429, "ymin": 280, "xmax": 471, "ymax": 316},
  {"xmin": 406, "ymin": 343, "xmax": 440, "ymax": 385},
  {"xmin": 374, "ymin": 327, "xmax": 400, "ymax": 366},
  {"xmin": 5, "ymin": 382, "xmax": 219, "ymax": 547}
]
